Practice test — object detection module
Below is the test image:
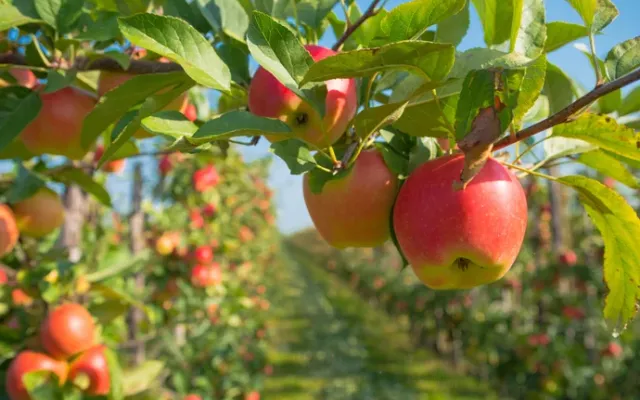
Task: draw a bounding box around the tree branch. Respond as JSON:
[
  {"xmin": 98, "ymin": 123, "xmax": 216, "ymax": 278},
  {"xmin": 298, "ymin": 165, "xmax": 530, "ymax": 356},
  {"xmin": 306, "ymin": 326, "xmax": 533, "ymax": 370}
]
[
  {"xmin": 494, "ymin": 68, "xmax": 640, "ymax": 151},
  {"xmin": 0, "ymin": 52, "xmax": 183, "ymax": 74},
  {"xmin": 332, "ymin": 0, "xmax": 382, "ymax": 51}
]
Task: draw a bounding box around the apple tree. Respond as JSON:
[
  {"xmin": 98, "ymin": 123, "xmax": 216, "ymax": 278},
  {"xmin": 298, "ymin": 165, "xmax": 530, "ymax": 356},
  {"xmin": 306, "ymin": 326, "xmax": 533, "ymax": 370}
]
[{"xmin": 0, "ymin": 0, "xmax": 639, "ymax": 398}]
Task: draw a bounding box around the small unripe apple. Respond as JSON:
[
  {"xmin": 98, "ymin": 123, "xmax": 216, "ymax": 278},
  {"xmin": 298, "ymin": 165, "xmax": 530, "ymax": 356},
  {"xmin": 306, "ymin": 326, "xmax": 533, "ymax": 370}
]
[
  {"xmin": 190, "ymin": 209, "xmax": 205, "ymax": 229},
  {"xmin": 68, "ymin": 345, "xmax": 110, "ymax": 395},
  {"xmin": 193, "ymin": 245, "xmax": 213, "ymax": 264},
  {"xmin": 20, "ymin": 86, "xmax": 97, "ymax": 160},
  {"xmin": 11, "ymin": 288, "xmax": 33, "ymax": 307},
  {"xmin": 248, "ymin": 45, "xmax": 357, "ymax": 148},
  {"xmin": 558, "ymin": 250, "xmax": 577, "ymax": 266},
  {"xmin": 393, "ymin": 155, "xmax": 527, "ymax": 289},
  {"xmin": 0, "ymin": 204, "xmax": 19, "ymax": 256},
  {"xmin": 97, "ymin": 71, "xmax": 188, "ymax": 139},
  {"xmin": 0, "ymin": 68, "xmax": 37, "ymax": 88},
  {"xmin": 192, "ymin": 165, "xmax": 220, "ymax": 192},
  {"xmin": 94, "ymin": 145, "xmax": 126, "ymax": 174},
  {"xmin": 239, "ymin": 226, "xmax": 254, "ymax": 243},
  {"xmin": 303, "ymin": 150, "xmax": 398, "ymax": 248},
  {"xmin": 156, "ymin": 234, "xmax": 176, "ymax": 256},
  {"xmin": 40, "ymin": 303, "xmax": 96, "ymax": 360},
  {"xmin": 602, "ymin": 342, "xmax": 623, "ymax": 358},
  {"xmin": 12, "ymin": 187, "xmax": 65, "ymax": 238},
  {"xmin": 190, "ymin": 263, "xmax": 222, "ymax": 288},
  {"xmin": 6, "ymin": 351, "xmax": 68, "ymax": 400}
]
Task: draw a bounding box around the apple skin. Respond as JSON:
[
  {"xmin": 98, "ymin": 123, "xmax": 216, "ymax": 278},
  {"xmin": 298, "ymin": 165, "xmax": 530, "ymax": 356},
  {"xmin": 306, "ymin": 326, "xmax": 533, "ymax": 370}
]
[
  {"xmin": 192, "ymin": 165, "xmax": 220, "ymax": 192},
  {"xmin": 6, "ymin": 351, "xmax": 68, "ymax": 400},
  {"xmin": 0, "ymin": 68, "xmax": 37, "ymax": 88},
  {"xmin": 184, "ymin": 103, "xmax": 197, "ymax": 122},
  {"xmin": 393, "ymin": 155, "xmax": 527, "ymax": 289},
  {"xmin": 68, "ymin": 345, "xmax": 110, "ymax": 396},
  {"xmin": 20, "ymin": 86, "xmax": 97, "ymax": 160},
  {"xmin": 558, "ymin": 250, "xmax": 577, "ymax": 266},
  {"xmin": 193, "ymin": 245, "xmax": 214, "ymax": 264},
  {"xmin": 248, "ymin": 45, "xmax": 357, "ymax": 149},
  {"xmin": 12, "ymin": 187, "xmax": 65, "ymax": 238},
  {"xmin": 40, "ymin": 303, "xmax": 96, "ymax": 360},
  {"xmin": 184, "ymin": 395, "xmax": 202, "ymax": 400},
  {"xmin": 94, "ymin": 145, "xmax": 126, "ymax": 174},
  {"xmin": 303, "ymin": 150, "xmax": 398, "ymax": 248},
  {"xmin": 190, "ymin": 263, "xmax": 222, "ymax": 288},
  {"xmin": 0, "ymin": 204, "xmax": 19, "ymax": 257},
  {"xmin": 98, "ymin": 71, "xmax": 188, "ymax": 139}
]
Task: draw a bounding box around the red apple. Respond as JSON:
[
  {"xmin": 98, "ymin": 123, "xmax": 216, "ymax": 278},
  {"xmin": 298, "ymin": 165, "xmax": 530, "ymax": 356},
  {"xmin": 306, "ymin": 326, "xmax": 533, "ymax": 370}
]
[
  {"xmin": 190, "ymin": 263, "xmax": 222, "ymax": 288},
  {"xmin": 558, "ymin": 250, "xmax": 577, "ymax": 266},
  {"xmin": 239, "ymin": 226, "xmax": 254, "ymax": 243},
  {"xmin": 0, "ymin": 68, "xmax": 37, "ymax": 88},
  {"xmin": 184, "ymin": 103, "xmax": 197, "ymax": 122},
  {"xmin": 68, "ymin": 345, "xmax": 110, "ymax": 395},
  {"xmin": 11, "ymin": 289, "xmax": 33, "ymax": 307},
  {"xmin": 248, "ymin": 45, "xmax": 357, "ymax": 148},
  {"xmin": 393, "ymin": 155, "xmax": 527, "ymax": 289},
  {"xmin": 245, "ymin": 391, "xmax": 260, "ymax": 400},
  {"xmin": 156, "ymin": 233, "xmax": 177, "ymax": 256},
  {"xmin": 94, "ymin": 145, "xmax": 126, "ymax": 174},
  {"xmin": 0, "ymin": 204, "xmax": 19, "ymax": 257},
  {"xmin": 193, "ymin": 245, "xmax": 213, "ymax": 264},
  {"xmin": 0, "ymin": 269, "xmax": 8, "ymax": 285},
  {"xmin": 562, "ymin": 306, "xmax": 585, "ymax": 320},
  {"xmin": 192, "ymin": 165, "xmax": 220, "ymax": 192},
  {"xmin": 40, "ymin": 303, "xmax": 96, "ymax": 360},
  {"xmin": 190, "ymin": 209, "xmax": 205, "ymax": 229},
  {"xmin": 184, "ymin": 395, "xmax": 202, "ymax": 400},
  {"xmin": 202, "ymin": 203, "xmax": 216, "ymax": 218},
  {"xmin": 602, "ymin": 342, "xmax": 623, "ymax": 358},
  {"xmin": 12, "ymin": 187, "xmax": 65, "ymax": 238},
  {"xmin": 303, "ymin": 150, "xmax": 398, "ymax": 248},
  {"xmin": 6, "ymin": 351, "xmax": 68, "ymax": 400},
  {"xmin": 20, "ymin": 86, "xmax": 97, "ymax": 160},
  {"xmin": 158, "ymin": 155, "xmax": 172, "ymax": 175}
]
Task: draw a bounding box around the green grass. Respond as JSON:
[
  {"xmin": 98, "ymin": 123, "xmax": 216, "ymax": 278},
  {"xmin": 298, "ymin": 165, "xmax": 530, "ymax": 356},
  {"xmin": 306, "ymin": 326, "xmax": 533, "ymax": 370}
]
[{"xmin": 262, "ymin": 245, "xmax": 496, "ymax": 400}]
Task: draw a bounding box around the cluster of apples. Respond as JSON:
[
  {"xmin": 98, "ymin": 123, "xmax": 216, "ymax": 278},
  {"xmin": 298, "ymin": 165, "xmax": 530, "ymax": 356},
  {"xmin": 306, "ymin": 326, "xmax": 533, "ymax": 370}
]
[
  {"xmin": 2, "ymin": 53, "xmax": 196, "ymax": 164},
  {"xmin": 0, "ymin": 187, "xmax": 65, "ymax": 257},
  {"xmin": 248, "ymin": 45, "xmax": 528, "ymax": 290},
  {"xmin": 6, "ymin": 303, "xmax": 109, "ymax": 400}
]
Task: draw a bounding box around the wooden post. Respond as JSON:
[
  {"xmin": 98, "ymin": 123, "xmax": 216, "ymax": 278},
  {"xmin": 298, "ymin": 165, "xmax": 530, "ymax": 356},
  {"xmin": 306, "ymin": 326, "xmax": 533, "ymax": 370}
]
[
  {"xmin": 126, "ymin": 163, "xmax": 145, "ymax": 366},
  {"xmin": 58, "ymin": 184, "xmax": 86, "ymax": 263}
]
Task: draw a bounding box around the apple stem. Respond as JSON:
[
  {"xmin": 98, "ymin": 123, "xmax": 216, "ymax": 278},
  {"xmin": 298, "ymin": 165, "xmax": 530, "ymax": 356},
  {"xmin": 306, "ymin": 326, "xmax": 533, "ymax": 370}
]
[{"xmin": 500, "ymin": 161, "xmax": 558, "ymax": 182}]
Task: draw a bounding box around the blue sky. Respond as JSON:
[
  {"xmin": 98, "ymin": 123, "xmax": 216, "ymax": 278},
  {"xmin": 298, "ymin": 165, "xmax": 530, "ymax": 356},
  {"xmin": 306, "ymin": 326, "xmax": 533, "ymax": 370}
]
[{"xmin": 240, "ymin": 0, "xmax": 640, "ymax": 234}]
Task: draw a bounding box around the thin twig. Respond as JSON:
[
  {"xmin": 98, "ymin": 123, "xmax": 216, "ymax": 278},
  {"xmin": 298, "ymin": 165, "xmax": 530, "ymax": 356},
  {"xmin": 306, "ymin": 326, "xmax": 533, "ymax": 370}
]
[
  {"xmin": 332, "ymin": 0, "xmax": 382, "ymax": 51},
  {"xmin": 493, "ymin": 67, "xmax": 640, "ymax": 151}
]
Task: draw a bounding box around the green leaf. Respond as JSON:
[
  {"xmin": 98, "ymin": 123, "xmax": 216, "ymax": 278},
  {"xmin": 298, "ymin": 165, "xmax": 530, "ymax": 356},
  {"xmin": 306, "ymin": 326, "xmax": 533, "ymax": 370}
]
[
  {"xmin": 6, "ymin": 164, "xmax": 47, "ymax": 204},
  {"xmin": 164, "ymin": 0, "xmax": 211, "ymax": 33},
  {"xmin": 0, "ymin": 138, "xmax": 35, "ymax": 160},
  {"xmin": 509, "ymin": 55, "xmax": 547, "ymax": 128},
  {"xmin": 619, "ymin": 86, "xmax": 640, "ymax": 116},
  {"xmin": 373, "ymin": 0, "xmax": 466, "ymax": 44},
  {"xmin": 122, "ymin": 361, "xmax": 165, "ymax": 396},
  {"xmin": 454, "ymin": 69, "xmax": 500, "ymax": 140},
  {"xmin": 376, "ymin": 142, "xmax": 409, "ymax": 176},
  {"xmin": 81, "ymin": 71, "xmax": 193, "ymax": 148},
  {"xmin": 544, "ymin": 21, "xmax": 589, "ymax": 53},
  {"xmin": 254, "ymin": 0, "xmax": 292, "ymax": 20},
  {"xmin": 435, "ymin": 0, "xmax": 469, "ymax": 46},
  {"xmin": 49, "ymin": 166, "xmax": 112, "ymax": 206},
  {"xmin": 34, "ymin": 0, "xmax": 83, "ymax": 33},
  {"xmin": 190, "ymin": 110, "xmax": 292, "ymax": 143},
  {"xmin": 99, "ymin": 81, "xmax": 193, "ymax": 167},
  {"xmin": 75, "ymin": 11, "xmax": 120, "ymax": 41},
  {"xmin": 577, "ymin": 150, "xmax": 639, "ymax": 188},
  {"xmin": 543, "ymin": 61, "xmax": 575, "ymax": 114},
  {"xmin": 298, "ymin": 0, "xmax": 338, "ymax": 31},
  {"xmin": 598, "ymin": 87, "xmax": 622, "ymax": 114},
  {"xmin": 565, "ymin": 0, "xmax": 618, "ymax": 33},
  {"xmin": 92, "ymin": 283, "xmax": 151, "ymax": 319},
  {"xmin": 543, "ymin": 135, "xmax": 594, "ymax": 160},
  {"xmin": 472, "ymin": 0, "xmax": 514, "ymax": 46},
  {"xmin": 217, "ymin": 39, "xmax": 251, "ymax": 86},
  {"xmin": 0, "ymin": 86, "xmax": 42, "ymax": 153},
  {"xmin": 408, "ymin": 136, "xmax": 440, "ymax": 173},
  {"xmin": 352, "ymin": 8, "xmax": 387, "ymax": 47},
  {"xmin": 89, "ymin": 300, "xmax": 129, "ymax": 325},
  {"xmin": 354, "ymin": 102, "xmax": 409, "ymax": 139},
  {"xmin": 104, "ymin": 347, "xmax": 124, "ymax": 400},
  {"xmin": 118, "ymin": 14, "xmax": 231, "ymax": 91},
  {"xmin": 605, "ymin": 36, "xmax": 640, "ymax": 80},
  {"xmin": 393, "ymin": 93, "xmax": 458, "ymax": 138},
  {"xmin": 23, "ymin": 370, "xmax": 61, "ymax": 400},
  {"xmin": 552, "ymin": 113, "xmax": 640, "ymax": 161},
  {"xmin": 86, "ymin": 249, "xmax": 150, "ymax": 282},
  {"xmin": 85, "ymin": 50, "xmax": 131, "ymax": 70},
  {"xmin": 140, "ymin": 111, "xmax": 199, "ymax": 139},
  {"xmin": 43, "ymin": 69, "xmax": 76, "ymax": 93},
  {"xmin": 0, "ymin": 3, "xmax": 42, "ymax": 30},
  {"xmin": 270, "ymin": 139, "xmax": 317, "ymax": 174},
  {"xmin": 510, "ymin": 0, "xmax": 546, "ymax": 58},
  {"xmin": 300, "ymin": 41, "xmax": 455, "ymax": 84},
  {"xmin": 557, "ymin": 175, "xmax": 640, "ymax": 331},
  {"xmin": 198, "ymin": 0, "xmax": 249, "ymax": 42}
]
